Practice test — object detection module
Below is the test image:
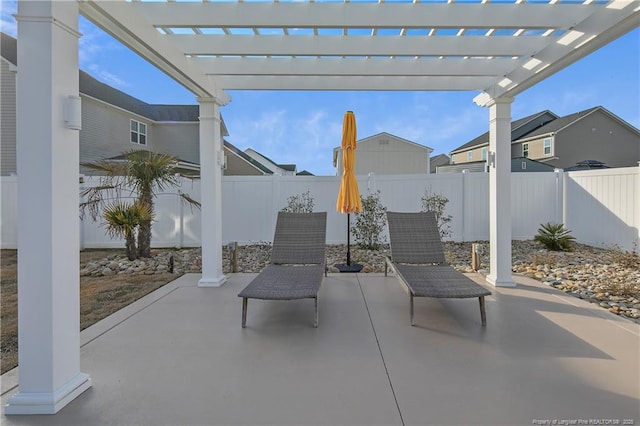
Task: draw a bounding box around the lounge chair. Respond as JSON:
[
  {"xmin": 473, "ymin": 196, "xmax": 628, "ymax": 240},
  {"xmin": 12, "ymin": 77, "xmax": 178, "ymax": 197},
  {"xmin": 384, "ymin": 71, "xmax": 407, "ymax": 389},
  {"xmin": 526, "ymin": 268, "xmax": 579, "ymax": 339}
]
[
  {"xmin": 385, "ymin": 211, "xmax": 491, "ymax": 326},
  {"xmin": 238, "ymin": 212, "xmax": 327, "ymax": 328}
]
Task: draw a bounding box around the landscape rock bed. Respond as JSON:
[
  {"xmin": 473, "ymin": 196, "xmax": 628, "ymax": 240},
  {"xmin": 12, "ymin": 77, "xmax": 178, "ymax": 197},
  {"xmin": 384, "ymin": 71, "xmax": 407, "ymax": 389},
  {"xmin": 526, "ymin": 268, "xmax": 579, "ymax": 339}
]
[{"xmin": 80, "ymin": 241, "xmax": 639, "ymax": 323}]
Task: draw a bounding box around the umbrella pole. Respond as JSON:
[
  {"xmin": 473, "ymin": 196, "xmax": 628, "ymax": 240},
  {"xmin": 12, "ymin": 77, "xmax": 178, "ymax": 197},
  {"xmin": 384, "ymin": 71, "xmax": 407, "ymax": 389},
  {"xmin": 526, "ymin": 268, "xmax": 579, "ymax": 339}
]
[{"xmin": 346, "ymin": 213, "xmax": 351, "ymax": 266}]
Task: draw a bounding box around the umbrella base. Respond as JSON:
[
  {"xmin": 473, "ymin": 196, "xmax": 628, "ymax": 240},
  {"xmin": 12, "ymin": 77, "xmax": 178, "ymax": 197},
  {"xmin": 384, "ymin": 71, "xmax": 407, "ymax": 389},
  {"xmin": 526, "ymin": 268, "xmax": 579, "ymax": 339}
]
[{"xmin": 335, "ymin": 263, "xmax": 363, "ymax": 273}]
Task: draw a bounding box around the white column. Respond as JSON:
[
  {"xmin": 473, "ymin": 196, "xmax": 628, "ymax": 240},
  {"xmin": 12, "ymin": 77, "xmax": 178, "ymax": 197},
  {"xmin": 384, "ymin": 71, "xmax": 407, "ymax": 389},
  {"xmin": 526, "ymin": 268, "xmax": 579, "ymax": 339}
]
[
  {"xmin": 486, "ymin": 97, "xmax": 516, "ymax": 287},
  {"xmin": 198, "ymin": 97, "xmax": 227, "ymax": 287},
  {"xmin": 5, "ymin": 1, "xmax": 91, "ymax": 415}
]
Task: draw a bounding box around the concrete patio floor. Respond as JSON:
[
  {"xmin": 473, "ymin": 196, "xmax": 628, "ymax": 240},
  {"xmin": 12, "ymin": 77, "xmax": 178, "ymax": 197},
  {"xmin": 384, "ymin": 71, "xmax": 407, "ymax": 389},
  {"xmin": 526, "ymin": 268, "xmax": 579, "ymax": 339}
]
[{"xmin": 2, "ymin": 272, "xmax": 639, "ymax": 426}]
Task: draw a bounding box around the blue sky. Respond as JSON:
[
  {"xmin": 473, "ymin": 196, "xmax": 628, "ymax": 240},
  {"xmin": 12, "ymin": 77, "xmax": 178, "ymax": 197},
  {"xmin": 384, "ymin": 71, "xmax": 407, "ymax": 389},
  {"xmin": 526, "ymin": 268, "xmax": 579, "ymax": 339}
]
[{"xmin": 2, "ymin": 1, "xmax": 638, "ymax": 176}]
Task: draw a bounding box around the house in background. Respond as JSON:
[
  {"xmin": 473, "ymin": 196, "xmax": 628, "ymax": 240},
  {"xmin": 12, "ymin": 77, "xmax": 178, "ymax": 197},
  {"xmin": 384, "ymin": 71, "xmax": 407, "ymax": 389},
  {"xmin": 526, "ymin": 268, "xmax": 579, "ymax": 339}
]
[
  {"xmin": 1, "ymin": 32, "xmax": 285, "ymax": 177},
  {"xmin": 436, "ymin": 157, "xmax": 555, "ymax": 174},
  {"xmin": 449, "ymin": 106, "xmax": 639, "ymax": 170},
  {"xmin": 243, "ymin": 148, "xmax": 302, "ymax": 176},
  {"xmin": 429, "ymin": 153, "xmax": 450, "ymax": 173},
  {"xmin": 333, "ymin": 132, "xmax": 433, "ymax": 176}
]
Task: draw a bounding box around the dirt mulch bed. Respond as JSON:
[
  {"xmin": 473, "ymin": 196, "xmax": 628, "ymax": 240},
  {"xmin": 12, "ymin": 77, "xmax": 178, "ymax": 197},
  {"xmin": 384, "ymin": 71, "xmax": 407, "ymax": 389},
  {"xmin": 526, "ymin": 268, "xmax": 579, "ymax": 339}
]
[{"xmin": 1, "ymin": 249, "xmax": 180, "ymax": 375}]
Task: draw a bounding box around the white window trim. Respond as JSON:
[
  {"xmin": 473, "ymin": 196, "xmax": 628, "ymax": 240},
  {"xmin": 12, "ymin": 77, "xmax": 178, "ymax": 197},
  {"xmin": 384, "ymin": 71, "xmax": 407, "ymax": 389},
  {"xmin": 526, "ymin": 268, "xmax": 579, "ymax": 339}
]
[
  {"xmin": 522, "ymin": 143, "xmax": 529, "ymax": 158},
  {"xmin": 130, "ymin": 119, "xmax": 147, "ymax": 146},
  {"xmin": 543, "ymin": 138, "xmax": 552, "ymax": 156}
]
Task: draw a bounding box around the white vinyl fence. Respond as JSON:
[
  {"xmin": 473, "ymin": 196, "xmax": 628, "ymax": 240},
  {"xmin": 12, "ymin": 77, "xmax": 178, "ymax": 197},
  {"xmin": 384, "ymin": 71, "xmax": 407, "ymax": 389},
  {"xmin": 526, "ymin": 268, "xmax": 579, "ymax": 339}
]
[
  {"xmin": 1, "ymin": 167, "xmax": 638, "ymax": 251},
  {"xmin": 564, "ymin": 167, "xmax": 640, "ymax": 252}
]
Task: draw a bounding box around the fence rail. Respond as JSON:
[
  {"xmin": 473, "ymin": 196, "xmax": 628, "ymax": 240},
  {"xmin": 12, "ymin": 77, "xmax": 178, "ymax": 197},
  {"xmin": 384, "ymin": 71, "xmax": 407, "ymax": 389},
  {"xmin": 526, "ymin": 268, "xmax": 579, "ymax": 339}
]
[{"xmin": 1, "ymin": 167, "xmax": 638, "ymax": 251}]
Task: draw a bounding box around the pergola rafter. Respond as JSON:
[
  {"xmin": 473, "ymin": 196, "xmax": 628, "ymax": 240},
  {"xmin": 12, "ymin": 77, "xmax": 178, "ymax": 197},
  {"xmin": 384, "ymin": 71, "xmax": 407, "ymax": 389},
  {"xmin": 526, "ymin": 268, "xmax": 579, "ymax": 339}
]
[{"xmin": 79, "ymin": 0, "xmax": 639, "ymax": 100}]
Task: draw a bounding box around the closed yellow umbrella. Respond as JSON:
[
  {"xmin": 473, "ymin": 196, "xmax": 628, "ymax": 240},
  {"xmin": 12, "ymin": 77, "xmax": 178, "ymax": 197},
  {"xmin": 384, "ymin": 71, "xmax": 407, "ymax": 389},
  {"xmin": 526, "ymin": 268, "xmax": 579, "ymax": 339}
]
[{"xmin": 336, "ymin": 111, "xmax": 363, "ymax": 272}]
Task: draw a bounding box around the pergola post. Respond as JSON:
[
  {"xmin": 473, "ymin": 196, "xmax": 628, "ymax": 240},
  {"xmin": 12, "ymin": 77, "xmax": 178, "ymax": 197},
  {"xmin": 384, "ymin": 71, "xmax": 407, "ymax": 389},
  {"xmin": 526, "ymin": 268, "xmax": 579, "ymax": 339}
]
[
  {"xmin": 486, "ymin": 97, "xmax": 516, "ymax": 288},
  {"xmin": 197, "ymin": 97, "xmax": 227, "ymax": 287},
  {"xmin": 5, "ymin": 0, "xmax": 91, "ymax": 415}
]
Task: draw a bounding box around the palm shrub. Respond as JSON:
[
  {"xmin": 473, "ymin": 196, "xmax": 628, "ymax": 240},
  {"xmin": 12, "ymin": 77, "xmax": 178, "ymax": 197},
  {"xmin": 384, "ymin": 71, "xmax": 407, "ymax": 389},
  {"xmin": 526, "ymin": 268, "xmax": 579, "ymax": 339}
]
[
  {"xmin": 351, "ymin": 191, "xmax": 387, "ymax": 250},
  {"xmin": 534, "ymin": 223, "xmax": 576, "ymax": 251},
  {"xmin": 81, "ymin": 149, "xmax": 200, "ymax": 258},
  {"xmin": 103, "ymin": 201, "xmax": 153, "ymax": 260},
  {"xmin": 281, "ymin": 189, "xmax": 314, "ymax": 213}
]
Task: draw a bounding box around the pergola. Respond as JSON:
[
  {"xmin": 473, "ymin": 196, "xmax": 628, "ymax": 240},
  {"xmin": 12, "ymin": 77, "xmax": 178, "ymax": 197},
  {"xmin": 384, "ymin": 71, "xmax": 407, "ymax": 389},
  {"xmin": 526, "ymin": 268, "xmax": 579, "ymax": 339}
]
[{"xmin": 7, "ymin": 0, "xmax": 639, "ymax": 415}]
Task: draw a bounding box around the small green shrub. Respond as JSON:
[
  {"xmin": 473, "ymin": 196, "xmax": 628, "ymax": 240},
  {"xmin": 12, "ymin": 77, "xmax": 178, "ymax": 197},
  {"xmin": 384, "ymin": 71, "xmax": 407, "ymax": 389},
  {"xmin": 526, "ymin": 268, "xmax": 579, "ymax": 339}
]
[
  {"xmin": 351, "ymin": 191, "xmax": 387, "ymax": 250},
  {"xmin": 420, "ymin": 187, "xmax": 452, "ymax": 238},
  {"xmin": 534, "ymin": 223, "xmax": 575, "ymax": 252},
  {"xmin": 281, "ymin": 190, "xmax": 314, "ymax": 213}
]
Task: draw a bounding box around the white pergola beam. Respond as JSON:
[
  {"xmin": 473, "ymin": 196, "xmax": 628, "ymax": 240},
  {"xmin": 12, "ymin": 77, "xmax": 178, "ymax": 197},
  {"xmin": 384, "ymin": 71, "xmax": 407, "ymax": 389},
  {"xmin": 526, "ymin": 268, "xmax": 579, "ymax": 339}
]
[
  {"xmin": 193, "ymin": 57, "xmax": 519, "ymax": 77},
  {"xmin": 478, "ymin": 1, "xmax": 640, "ymax": 101},
  {"xmin": 209, "ymin": 75, "xmax": 495, "ymax": 91},
  {"xmin": 168, "ymin": 35, "xmax": 549, "ymax": 57},
  {"xmin": 131, "ymin": 2, "xmax": 594, "ymax": 29},
  {"xmin": 79, "ymin": 1, "xmax": 228, "ymax": 102}
]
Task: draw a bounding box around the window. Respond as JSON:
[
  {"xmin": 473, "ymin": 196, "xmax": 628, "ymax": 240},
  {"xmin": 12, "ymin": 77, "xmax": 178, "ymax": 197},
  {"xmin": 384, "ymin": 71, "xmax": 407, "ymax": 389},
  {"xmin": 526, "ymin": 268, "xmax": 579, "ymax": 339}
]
[
  {"xmin": 481, "ymin": 147, "xmax": 487, "ymax": 161},
  {"xmin": 544, "ymin": 138, "xmax": 551, "ymax": 155},
  {"xmin": 522, "ymin": 143, "xmax": 529, "ymax": 158},
  {"xmin": 467, "ymin": 151, "xmax": 473, "ymax": 162},
  {"xmin": 131, "ymin": 119, "xmax": 147, "ymax": 146}
]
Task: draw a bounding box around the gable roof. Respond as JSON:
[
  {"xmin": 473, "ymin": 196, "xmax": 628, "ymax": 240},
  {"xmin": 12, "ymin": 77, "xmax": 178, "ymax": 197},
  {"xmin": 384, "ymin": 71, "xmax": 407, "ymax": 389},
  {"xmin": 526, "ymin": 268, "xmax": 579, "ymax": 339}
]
[
  {"xmin": 429, "ymin": 153, "xmax": 450, "ymax": 172},
  {"xmin": 450, "ymin": 110, "xmax": 558, "ymax": 154},
  {"xmin": 79, "ymin": 71, "xmax": 200, "ymax": 122},
  {"xmin": 1, "ymin": 32, "xmax": 218, "ymax": 126},
  {"xmin": 451, "ymin": 106, "xmax": 640, "ymax": 155},
  {"xmin": 1, "ymin": 32, "xmax": 16, "ymax": 66},
  {"xmin": 223, "ymin": 141, "xmax": 273, "ymax": 175},
  {"xmin": 355, "ymin": 132, "xmax": 433, "ymax": 152},
  {"xmin": 518, "ymin": 106, "xmax": 640, "ymax": 142}
]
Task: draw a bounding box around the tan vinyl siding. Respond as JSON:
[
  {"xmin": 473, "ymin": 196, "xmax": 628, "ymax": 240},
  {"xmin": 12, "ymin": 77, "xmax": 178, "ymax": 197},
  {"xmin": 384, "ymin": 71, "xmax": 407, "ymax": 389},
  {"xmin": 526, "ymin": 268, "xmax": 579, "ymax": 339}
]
[
  {"xmin": 79, "ymin": 97, "xmax": 153, "ymax": 173},
  {"xmin": 223, "ymin": 146, "xmax": 264, "ymax": 175},
  {"xmin": 337, "ymin": 134, "xmax": 430, "ymax": 175},
  {"xmin": 153, "ymin": 122, "xmax": 200, "ymax": 164},
  {"xmin": 451, "ymin": 145, "xmax": 487, "ymax": 164},
  {"xmin": 1, "ymin": 58, "xmax": 16, "ymax": 175},
  {"xmin": 512, "ymin": 137, "xmax": 551, "ymax": 160}
]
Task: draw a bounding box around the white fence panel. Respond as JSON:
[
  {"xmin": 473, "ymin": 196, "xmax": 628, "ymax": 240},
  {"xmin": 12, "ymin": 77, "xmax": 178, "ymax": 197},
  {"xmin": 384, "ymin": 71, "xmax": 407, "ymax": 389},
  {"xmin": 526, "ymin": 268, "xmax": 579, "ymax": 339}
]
[
  {"xmin": 565, "ymin": 167, "xmax": 639, "ymax": 251},
  {"xmin": 80, "ymin": 176, "xmax": 203, "ymax": 249},
  {"xmin": 511, "ymin": 172, "xmax": 560, "ymax": 240},
  {"xmin": 0, "ymin": 176, "xmax": 17, "ymax": 249},
  {"xmin": 463, "ymin": 172, "xmax": 489, "ymax": 242},
  {"xmin": 2, "ymin": 168, "xmax": 637, "ymax": 250}
]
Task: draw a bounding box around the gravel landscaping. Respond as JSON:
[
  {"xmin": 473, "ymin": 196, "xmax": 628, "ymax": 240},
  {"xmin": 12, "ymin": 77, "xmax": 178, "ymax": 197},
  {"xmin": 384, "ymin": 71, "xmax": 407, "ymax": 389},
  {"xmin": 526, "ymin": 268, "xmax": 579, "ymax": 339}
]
[{"xmin": 79, "ymin": 240, "xmax": 640, "ymax": 323}]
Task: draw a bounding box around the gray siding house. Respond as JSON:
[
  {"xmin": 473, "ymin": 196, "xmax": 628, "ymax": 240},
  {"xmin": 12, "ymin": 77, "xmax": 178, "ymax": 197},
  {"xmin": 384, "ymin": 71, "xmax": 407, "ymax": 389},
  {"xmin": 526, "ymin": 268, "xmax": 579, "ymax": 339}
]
[
  {"xmin": 1, "ymin": 32, "xmax": 272, "ymax": 177},
  {"xmin": 436, "ymin": 157, "xmax": 555, "ymax": 173},
  {"xmin": 450, "ymin": 106, "xmax": 639, "ymax": 170},
  {"xmin": 333, "ymin": 132, "xmax": 433, "ymax": 176}
]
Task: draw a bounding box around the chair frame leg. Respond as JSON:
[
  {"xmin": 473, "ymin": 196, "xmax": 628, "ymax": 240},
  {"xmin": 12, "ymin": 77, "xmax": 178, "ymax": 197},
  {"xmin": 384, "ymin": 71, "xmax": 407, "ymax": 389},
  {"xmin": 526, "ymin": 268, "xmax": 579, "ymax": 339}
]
[
  {"xmin": 479, "ymin": 296, "xmax": 487, "ymax": 327},
  {"xmin": 410, "ymin": 293, "xmax": 415, "ymax": 326},
  {"xmin": 242, "ymin": 297, "xmax": 248, "ymax": 328},
  {"xmin": 314, "ymin": 296, "xmax": 318, "ymax": 328}
]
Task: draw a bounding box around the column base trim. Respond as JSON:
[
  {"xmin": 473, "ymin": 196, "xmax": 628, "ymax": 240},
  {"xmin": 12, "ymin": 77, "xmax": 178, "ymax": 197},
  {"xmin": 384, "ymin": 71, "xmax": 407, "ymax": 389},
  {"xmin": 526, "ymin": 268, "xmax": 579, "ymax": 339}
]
[
  {"xmin": 486, "ymin": 274, "xmax": 516, "ymax": 288},
  {"xmin": 5, "ymin": 373, "xmax": 91, "ymax": 415},
  {"xmin": 198, "ymin": 275, "xmax": 228, "ymax": 287}
]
